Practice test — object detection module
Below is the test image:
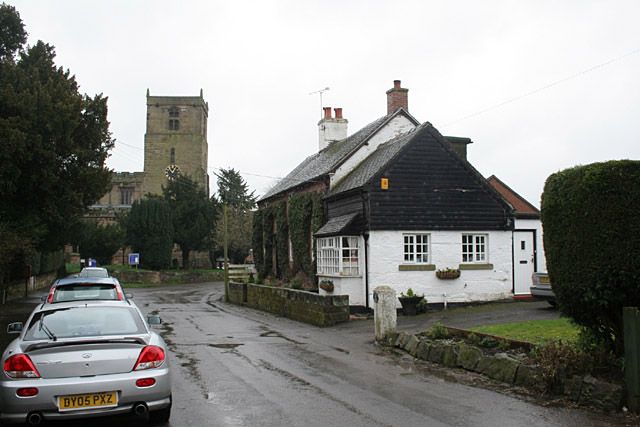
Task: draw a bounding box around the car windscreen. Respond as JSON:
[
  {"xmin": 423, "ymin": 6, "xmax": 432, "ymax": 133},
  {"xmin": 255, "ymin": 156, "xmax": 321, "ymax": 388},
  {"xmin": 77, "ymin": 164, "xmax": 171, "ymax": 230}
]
[
  {"xmin": 24, "ymin": 306, "xmax": 146, "ymax": 341},
  {"xmin": 53, "ymin": 284, "xmax": 117, "ymax": 302}
]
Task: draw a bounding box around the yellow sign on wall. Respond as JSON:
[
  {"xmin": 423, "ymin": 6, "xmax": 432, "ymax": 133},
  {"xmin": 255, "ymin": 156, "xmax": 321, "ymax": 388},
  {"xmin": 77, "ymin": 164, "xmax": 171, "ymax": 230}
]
[{"xmin": 381, "ymin": 177, "xmax": 389, "ymax": 190}]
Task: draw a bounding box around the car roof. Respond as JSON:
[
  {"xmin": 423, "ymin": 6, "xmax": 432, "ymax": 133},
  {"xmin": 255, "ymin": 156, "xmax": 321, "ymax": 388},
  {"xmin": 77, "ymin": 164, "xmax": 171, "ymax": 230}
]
[
  {"xmin": 81, "ymin": 267, "xmax": 108, "ymax": 271},
  {"xmin": 55, "ymin": 276, "xmax": 120, "ymax": 286}
]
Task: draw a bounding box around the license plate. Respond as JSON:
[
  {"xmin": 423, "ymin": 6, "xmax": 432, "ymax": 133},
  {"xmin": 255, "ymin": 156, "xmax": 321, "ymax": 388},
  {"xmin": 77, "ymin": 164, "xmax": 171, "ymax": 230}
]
[
  {"xmin": 58, "ymin": 391, "xmax": 118, "ymax": 411},
  {"xmin": 539, "ymin": 275, "xmax": 550, "ymax": 284}
]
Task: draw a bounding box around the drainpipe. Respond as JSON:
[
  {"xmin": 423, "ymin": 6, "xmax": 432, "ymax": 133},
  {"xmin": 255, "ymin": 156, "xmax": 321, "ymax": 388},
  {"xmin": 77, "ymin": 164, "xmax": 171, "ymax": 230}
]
[{"xmin": 364, "ymin": 233, "xmax": 369, "ymax": 309}]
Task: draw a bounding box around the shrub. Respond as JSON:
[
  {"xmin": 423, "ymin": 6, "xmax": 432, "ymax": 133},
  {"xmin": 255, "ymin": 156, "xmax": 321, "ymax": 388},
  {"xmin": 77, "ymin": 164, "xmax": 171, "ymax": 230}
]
[
  {"xmin": 541, "ymin": 160, "xmax": 640, "ymax": 355},
  {"xmin": 531, "ymin": 341, "xmax": 588, "ymax": 392},
  {"xmin": 124, "ymin": 198, "xmax": 174, "ymax": 270},
  {"xmin": 426, "ymin": 322, "xmax": 449, "ymax": 339}
]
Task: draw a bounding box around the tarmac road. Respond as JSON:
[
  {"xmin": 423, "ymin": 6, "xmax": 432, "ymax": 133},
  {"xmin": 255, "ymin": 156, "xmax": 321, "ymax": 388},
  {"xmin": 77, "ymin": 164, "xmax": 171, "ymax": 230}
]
[{"xmin": 1, "ymin": 282, "xmax": 634, "ymax": 426}]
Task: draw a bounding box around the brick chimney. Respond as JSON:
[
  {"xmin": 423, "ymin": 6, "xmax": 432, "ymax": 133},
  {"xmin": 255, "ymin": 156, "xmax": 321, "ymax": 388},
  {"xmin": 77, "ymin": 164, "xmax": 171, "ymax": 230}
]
[
  {"xmin": 386, "ymin": 80, "xmax": 408, "ymax": 114},
  {"xmin": 318, "ymin": 107, "xmax": 348, "ymax": 151}
]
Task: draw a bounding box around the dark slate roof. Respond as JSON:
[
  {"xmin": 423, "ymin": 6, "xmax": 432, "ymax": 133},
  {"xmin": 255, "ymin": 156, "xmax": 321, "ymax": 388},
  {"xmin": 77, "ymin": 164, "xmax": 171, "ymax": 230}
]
[
  {"xmin": 315, "ymin": 212, "xmax": 359, "ymax": 237},
  {"xmin": 327, "ymin": 126, "xmax": 420, "ymax": 196},
  {"xmin": 259, "ymin": 109, "xmax": 417, "ymax": 201}
]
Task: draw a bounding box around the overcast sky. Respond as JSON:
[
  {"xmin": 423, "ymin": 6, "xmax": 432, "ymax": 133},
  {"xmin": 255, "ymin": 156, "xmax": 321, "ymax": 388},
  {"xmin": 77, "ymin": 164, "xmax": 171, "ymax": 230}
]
[{"xmin": 8, "ymin": 0, "xmax": 640, "ymax": 206}]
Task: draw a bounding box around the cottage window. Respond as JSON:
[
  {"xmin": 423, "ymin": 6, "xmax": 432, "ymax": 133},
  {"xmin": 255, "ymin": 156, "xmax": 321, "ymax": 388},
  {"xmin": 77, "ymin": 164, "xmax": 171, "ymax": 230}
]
[
  {"xmin": 462, "ymin": 234, "xmax": 487, "ymax": 263},
  {"xmin": 317, "ymin": 236, "xmax": 359, "ymax": 276},
  {"xmin": 403, "ymin": 234, "xmax": 430, "ymax": 263}
]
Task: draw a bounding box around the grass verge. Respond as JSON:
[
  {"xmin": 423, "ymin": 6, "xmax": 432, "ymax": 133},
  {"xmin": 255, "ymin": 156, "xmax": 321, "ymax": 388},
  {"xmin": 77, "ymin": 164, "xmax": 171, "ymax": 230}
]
[{"xmin": 469, "ymin": 318, "xmax": 580, "ymax": 345}]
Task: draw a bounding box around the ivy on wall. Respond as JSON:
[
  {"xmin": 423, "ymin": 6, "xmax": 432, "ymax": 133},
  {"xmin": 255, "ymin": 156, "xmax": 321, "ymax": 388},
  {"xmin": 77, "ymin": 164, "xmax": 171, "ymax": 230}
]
[{"xmin": 253, "ymin": 191, "xmax": 325, "ymax": 283}]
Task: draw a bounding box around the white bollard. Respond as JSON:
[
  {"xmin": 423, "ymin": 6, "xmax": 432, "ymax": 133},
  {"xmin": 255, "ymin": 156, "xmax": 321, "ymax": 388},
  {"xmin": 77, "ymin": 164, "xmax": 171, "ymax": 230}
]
[{"xmin": 373, "ymin": 286, "xmax": 397, "ymax": 342}]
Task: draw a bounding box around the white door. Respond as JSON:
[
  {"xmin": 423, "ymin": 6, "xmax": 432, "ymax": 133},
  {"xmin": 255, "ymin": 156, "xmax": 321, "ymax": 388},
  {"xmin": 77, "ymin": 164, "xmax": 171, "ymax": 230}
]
[{"xmin": 514, "ymin": 231, "xmax": 535, "ymax": 295}]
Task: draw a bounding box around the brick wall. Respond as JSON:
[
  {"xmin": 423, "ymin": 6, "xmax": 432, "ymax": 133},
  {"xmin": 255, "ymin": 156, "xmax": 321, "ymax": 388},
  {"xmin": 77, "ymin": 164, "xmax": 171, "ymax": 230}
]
[{"xmin": 228, "ymin": 282, "xmax": 349, "ymax": 327}]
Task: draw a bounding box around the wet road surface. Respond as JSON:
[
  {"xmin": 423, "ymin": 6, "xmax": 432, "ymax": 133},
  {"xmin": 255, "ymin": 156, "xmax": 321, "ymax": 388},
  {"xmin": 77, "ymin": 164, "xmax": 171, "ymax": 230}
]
[{"xmin": 1, "ymin": 282, "xmax": 634, "ymax": 426}]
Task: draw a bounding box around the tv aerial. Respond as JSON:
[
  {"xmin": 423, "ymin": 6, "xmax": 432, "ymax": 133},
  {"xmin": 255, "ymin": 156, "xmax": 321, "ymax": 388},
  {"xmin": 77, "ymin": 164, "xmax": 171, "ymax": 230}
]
[{"xmin": 309, "ymin": 87, "xmax": 330, "ymax": 119}]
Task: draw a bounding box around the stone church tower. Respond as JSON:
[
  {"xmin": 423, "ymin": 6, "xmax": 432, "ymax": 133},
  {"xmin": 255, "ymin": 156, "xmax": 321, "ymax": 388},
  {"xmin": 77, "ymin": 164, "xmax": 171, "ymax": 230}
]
[{"xmin": 143, "ymin": 89, "xmax": 209, "ymax": 196}]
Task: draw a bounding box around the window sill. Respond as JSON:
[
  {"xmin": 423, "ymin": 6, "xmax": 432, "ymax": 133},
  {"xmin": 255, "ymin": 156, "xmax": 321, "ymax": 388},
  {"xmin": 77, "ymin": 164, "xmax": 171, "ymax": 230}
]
[
  {"xmin": 459, "ymin": 263, "xmax": 494, "ymax": 270},
  {"xmin": 317, "ymin": 273, "xmax": 362, "ymax": 278},
  {"xmin": 398, "ymin": 264, "xmax": 436, "ymax": 271}
]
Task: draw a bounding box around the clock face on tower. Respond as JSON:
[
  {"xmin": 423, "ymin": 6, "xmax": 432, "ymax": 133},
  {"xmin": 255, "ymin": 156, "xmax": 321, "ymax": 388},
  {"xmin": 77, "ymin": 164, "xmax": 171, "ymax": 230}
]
[{"xmin": 164, "ymin": 164, "xmax": 181, "ymax": 180}]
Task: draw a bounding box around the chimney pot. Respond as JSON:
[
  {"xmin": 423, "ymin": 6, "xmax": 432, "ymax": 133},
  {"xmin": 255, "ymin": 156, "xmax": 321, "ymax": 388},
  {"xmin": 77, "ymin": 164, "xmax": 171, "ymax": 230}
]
[
  {"xmin": 334, "ymin": 108, "xmax": 343, "ymax": 119},
  {"xmin": 323, "ymin": 107, "xmax": 332, "ymax": 119},
  {"xmin": 394, "ymin": 80, "xmax": 401, "ymax": 89}
]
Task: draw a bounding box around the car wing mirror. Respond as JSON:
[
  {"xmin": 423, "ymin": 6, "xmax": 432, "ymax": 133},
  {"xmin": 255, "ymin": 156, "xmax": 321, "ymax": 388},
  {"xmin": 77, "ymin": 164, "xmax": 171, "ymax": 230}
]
[
  {"xmin": 147, "ymin": 315, "xmax": 162, "ymax": 326},
  {"xmin": 7, "ymin": 322, "xmax": 23, "ymax": 334},
  {"xmin": 126, "ymin": 293, "xmax": 133, "ymax": 299},
  {"xmin": 40, "ymin": 295, "xmax": 47, "ymax": 302}
]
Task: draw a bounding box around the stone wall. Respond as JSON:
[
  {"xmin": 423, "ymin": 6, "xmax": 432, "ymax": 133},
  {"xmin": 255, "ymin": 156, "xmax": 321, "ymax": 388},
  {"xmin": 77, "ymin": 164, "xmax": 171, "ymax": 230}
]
[
  {"xmin": 4, "ymin": 272, "xmax": 57, "ymax": 301},
  {"xmin": 228, "ymin": 282, "xmax": 349, "ymax": 327},
  {"xmin": 384, "ymin": 331, "xmax": 624, "ymax": 412}
]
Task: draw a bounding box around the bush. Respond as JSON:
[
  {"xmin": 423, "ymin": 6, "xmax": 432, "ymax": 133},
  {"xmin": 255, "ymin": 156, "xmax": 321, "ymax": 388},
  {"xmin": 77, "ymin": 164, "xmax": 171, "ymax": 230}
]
[
  {"xmin": 541, "ymin": 160, "xmax": 640, "ymax": 355},
  {"xmin": 426, "ymin": 323, "xmax": 449, "ymax": 339},
  {"xmin": 531, "ymin": 341, "xmax": 588, "ymax": 392},
  {"xmin": 75, "ymin": 221, "xmax": 124, "ymax": 266}
]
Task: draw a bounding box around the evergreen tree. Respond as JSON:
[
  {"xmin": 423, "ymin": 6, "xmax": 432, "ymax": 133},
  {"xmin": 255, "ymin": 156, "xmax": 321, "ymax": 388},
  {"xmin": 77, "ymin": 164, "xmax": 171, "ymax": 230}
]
[
  {"xmin": 124, "ymin": 198, "xmax": 174, "ymax": 270},
  {"xmin": 163, "ymin": 175, "xmax": 216, "ymax": 268},
  {"xmin": 215, "ymin": 168, "xmax": 256, "ymax": 211},
  {"xmin": 0, "ymin": 4, "xmax": 114, "ymax": 254}
]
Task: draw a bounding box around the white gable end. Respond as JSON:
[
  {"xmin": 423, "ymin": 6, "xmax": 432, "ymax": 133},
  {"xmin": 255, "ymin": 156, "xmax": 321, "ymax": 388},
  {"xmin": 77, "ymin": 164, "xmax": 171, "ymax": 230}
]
[{"xmin": 330, "ymin": 115, "xmax": 416, "ymax": 188}]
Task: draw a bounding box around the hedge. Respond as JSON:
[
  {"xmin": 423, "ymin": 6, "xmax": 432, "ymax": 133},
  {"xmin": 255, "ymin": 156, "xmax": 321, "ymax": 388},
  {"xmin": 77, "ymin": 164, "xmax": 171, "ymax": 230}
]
[{"xmin": 541, "ymin": 160, "xmax": 640, "ymax": 355}]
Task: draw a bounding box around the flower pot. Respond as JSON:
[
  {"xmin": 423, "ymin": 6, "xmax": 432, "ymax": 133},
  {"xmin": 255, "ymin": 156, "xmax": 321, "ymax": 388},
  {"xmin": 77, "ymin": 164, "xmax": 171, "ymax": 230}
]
[
  {"xmin": 436, "ymin": 269, "xmax": 461, "ymax": 280},
  {"xmin": 319, "ymin": 281, "xmax": 334, "ymax": 292},
  {"xmin": 398, "ymin": 295, "xmax": 424, "ymax": 316}
]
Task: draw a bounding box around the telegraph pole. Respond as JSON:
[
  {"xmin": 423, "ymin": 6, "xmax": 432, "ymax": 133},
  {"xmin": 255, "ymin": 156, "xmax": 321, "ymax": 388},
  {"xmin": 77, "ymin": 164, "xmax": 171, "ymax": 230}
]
[{"xmin": 223, "ymin": 203, "xmax": 229, "ymax": 302}]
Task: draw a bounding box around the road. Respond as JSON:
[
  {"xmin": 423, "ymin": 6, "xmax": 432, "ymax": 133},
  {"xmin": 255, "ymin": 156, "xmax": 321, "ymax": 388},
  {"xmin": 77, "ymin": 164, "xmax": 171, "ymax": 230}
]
[{"xmin": 1, "ymin": 282, "xmax": 633, "ymax": 426}]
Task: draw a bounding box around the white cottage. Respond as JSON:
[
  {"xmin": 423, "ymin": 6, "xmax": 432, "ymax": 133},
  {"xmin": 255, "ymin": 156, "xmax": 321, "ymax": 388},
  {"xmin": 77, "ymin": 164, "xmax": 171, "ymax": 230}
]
[{"xmin": 258, "ymin": 81, "xmax": 545, "ymax": 309}]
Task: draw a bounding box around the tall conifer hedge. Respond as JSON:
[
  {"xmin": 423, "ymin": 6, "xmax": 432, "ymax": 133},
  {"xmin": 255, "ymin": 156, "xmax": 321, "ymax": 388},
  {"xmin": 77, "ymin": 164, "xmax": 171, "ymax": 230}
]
[{"xmin": 541, "ymin": 160, "xmax": 640, "ymax": 354}]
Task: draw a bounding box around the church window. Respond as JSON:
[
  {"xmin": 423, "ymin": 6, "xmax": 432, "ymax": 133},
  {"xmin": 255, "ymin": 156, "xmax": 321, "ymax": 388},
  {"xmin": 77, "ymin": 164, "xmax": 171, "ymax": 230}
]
[
  {"xmin": 170, "ymin": 148, "xmax": 176, "ymax": 164},
  {"xmin": 169, "ymin": 119, "xmax": 180, "ymax": 131},
  {"xmin": 120, "ymin": 187, "xmax": 134, "ymax": 205},
  {"xmin": 168, "ymin": 107, "xmax": 180, "ymax": 130}
]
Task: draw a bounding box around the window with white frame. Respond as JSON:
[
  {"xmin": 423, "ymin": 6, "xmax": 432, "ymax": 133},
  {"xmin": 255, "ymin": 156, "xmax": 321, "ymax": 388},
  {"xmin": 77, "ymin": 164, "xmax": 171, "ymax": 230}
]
[
  {"xmin": 317, "ymin": 236, "xmax": 360, "ymax": 276},
  {"xmin": 462, "ymin": 234, "xmax": 488, "ymax": 263},
  {"xmin": 403, "ymin": 234, "xmax": 430, "ymax": 263}
]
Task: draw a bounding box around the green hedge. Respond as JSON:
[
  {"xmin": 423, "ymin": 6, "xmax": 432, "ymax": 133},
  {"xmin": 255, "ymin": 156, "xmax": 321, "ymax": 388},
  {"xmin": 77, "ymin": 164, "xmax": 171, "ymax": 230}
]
[{"xmin": 541, "ymin": 160, "xmax": 640, "ymax": 355}]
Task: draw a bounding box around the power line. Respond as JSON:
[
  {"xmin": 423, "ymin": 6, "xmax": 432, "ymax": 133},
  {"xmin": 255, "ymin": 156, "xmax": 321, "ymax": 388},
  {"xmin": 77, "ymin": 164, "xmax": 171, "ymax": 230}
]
[{"xmin": 443, "ymin": 47, "xmax": 640, "ymax": 127}]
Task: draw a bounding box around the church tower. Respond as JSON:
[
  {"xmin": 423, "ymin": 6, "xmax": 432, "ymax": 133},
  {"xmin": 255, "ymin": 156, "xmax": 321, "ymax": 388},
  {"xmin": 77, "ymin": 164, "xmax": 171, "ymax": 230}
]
[{"xmin": 143, "ymin": 89, "xmax": 209, "ymax": 196}]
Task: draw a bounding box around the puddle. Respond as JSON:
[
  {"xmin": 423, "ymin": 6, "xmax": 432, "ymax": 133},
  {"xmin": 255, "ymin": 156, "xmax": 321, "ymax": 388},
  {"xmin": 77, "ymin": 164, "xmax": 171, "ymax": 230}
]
[{"xmin": 209, "ymin": 343, "xmax": 244, "ymax": 349}]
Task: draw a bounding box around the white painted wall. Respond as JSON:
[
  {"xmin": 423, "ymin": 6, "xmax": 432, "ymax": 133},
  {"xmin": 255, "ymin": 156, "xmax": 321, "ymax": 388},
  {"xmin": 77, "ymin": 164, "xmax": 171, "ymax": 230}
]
[
  {"xmin": 318, "ymin": 118, "xmax": 348, "ymax": 151},
  {"xmin": 366, "ymin": 230, "xmax": 513, "ymax": 307},
  {"xmin": 514, "ymin": 218, "xmax": 546, "ymax": 272},
  {"xmin": 330, "ymin": 115, "xmax": 416, "ymax": 187}
]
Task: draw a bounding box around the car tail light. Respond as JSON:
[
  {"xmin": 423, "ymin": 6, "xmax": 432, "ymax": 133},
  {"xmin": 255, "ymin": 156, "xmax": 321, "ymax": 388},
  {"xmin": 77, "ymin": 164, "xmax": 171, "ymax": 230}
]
[
  {"xmin": 17, "ymin": 387, "xmax": 39, "ymax": 397},
  {"xmin": 46, "ymin": 286, "xmax": 56, "ymax": 303},
  {"xmin": 4, "ymin": 354, "xmax": 40, "ymax": 378},
  {"xmin": 136, "ymin": 378, "xmax": 156, "ymax": 387},
  {"xmin": 133, "ymin": 346, "xmax": 165, "ymax": 371},
  {"xmin": 116, "ymin": 286, "xmax": 124, "ymax": 301}
]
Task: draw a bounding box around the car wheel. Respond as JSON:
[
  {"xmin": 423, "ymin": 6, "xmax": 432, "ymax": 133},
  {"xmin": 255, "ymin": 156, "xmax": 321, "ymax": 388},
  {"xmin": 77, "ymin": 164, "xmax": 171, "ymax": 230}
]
[{"xmin": 149, "ymin": 406, "xmax": 171, "ymax": 424}]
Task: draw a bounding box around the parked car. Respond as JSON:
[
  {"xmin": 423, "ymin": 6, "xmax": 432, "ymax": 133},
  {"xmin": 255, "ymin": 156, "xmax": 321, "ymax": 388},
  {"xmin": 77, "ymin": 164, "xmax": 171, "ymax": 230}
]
[
  {"xmin": 43, "ymin": 277, "xmax": 131, "ymax": 304},
  {"xmin": 530, "ymin": 272, "xmax": 556, "ymax": 307},
  {"xmin": 76, "ymin": 267, "xmax": 110, "ymax": 278},
  {"xmin": 0, "ymin": 301, "xmax": 171, "ymax": 424}
]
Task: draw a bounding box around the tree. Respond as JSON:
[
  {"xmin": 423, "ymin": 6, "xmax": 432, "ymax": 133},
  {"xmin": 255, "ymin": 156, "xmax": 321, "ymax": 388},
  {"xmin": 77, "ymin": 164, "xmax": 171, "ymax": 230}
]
[
  {"xmin": 0, "ymin": 5, "xmax": 113, "ymax": 256},
  {"xmin": 124, "ymin": 198, "xmax": 174, "ymax": 270},
  {"xmin": 215, "ymin": 168, "xmax": 256, "ymax": 211},
  {"xmin": 541, "ymin": 160, "xmax": 640, "ymax": 355},
  {"xmin": 0, "ymin": 3, "xmax": 26, "ymax": 60},
  {"xmin": 72, "ymin": 221, "xmax": 124, "ymax": 266},
  {"xmin": 214, "ymin": 169, "xmax": 255, "ymax": 263},
  {"xmin": 163, "ymin": 175, "xmax": 216, "ymax": 268}
]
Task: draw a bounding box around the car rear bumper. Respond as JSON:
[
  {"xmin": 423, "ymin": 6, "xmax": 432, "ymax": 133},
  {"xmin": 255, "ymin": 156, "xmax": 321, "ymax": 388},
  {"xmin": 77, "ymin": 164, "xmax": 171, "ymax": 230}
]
[
  {"xmin": 530, "ymin": 285, "xmax": 555, "ymax": 300},
  {"xmin": 0, "ymin": 367, "xmax": 170, "ymax": 424}
]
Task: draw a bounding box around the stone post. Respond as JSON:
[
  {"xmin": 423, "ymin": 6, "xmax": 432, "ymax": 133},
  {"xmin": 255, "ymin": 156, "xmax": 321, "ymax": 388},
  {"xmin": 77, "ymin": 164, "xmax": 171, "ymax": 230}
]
[
  {"xmin": 373, "ymin": 286, "xmax": 397, "ymax": 342},
  {"xmin": 624, "ymin": 307, "xmax": 640, "ymax": 412}
]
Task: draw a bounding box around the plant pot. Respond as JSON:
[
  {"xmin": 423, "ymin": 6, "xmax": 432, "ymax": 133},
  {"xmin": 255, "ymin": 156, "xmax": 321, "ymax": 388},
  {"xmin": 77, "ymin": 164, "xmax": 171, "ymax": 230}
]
[
  {"xmin": 436, "ymin": 269, "xmax": 460, "ymax": 280},
  {"xmin": 319, "ymin": 281, "xmax": 334, "ymax": 292},
  {"xmin": 398, "ymin": 296, "xmax": 424, "ymax": 316}
]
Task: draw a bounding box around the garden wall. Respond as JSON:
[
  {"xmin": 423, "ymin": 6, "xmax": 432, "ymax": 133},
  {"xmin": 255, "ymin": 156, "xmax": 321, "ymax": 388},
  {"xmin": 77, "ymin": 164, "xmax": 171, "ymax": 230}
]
[
  {"xmin": 228, "ymin": 282, "xmax": 349, "ymax": 327},
  {"xmin": 4, "ymin": 272, "xmax": 57, "ymax": 302}
]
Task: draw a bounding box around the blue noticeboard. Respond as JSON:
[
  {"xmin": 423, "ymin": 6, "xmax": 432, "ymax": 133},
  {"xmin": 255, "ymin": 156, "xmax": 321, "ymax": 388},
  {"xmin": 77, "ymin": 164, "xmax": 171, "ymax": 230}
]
[
  {"xmin": 128, "ymin": 253, "xmax": 140, "ymax": 266},
  {"xmin": 88, "ymin": 259, "xmax": 97, "ymax": 267}
]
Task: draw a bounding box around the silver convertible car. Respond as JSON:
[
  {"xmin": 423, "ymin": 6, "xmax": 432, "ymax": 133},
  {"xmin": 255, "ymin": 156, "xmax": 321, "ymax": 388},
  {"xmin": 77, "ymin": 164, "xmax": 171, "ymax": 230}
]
[{"xmin": 0, "ymin": 300, "xmax": 171, "ymax": 425}]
